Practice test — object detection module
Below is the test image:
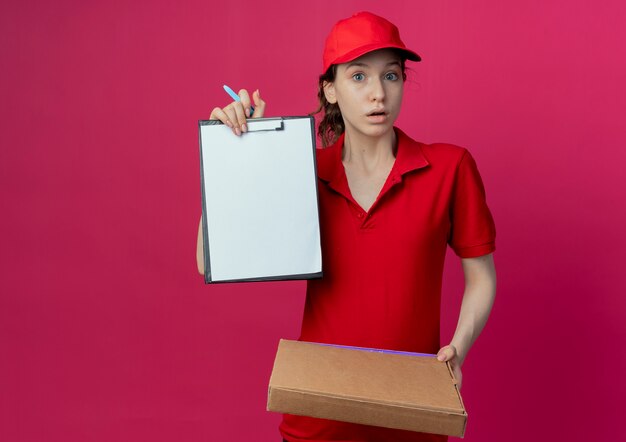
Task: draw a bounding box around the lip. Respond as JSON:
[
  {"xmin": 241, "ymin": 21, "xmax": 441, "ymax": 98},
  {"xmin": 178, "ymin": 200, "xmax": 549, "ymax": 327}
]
[
  {"xmin": 367, "ymin": 108, "xmax": 387, "ymax": 116},
  {"xmin": 366, "ymin": 110, "xmax": 388, "ymax": 123}
]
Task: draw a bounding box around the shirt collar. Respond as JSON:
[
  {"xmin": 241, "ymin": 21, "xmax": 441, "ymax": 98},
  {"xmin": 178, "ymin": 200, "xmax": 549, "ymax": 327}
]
[{"xmin": 317, "ymin": 127, "xmax": 430, "ymax": 184}]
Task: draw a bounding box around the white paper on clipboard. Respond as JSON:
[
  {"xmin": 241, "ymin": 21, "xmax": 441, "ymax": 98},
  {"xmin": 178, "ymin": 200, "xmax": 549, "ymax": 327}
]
[{"xmin": 198, "ymin": 116, "xmax": 322, "ymax": 283}]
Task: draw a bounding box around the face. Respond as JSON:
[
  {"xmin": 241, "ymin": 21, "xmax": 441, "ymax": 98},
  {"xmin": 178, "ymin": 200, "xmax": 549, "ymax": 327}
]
[{"xmin": 323, "ymin": 48, "xmax": 404, "ymax": 139}]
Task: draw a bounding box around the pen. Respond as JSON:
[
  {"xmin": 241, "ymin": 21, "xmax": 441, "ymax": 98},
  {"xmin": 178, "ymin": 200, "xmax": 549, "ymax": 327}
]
[{"xmin": 223, "ymin": 84, "xmax": 255, "ymax": 115}]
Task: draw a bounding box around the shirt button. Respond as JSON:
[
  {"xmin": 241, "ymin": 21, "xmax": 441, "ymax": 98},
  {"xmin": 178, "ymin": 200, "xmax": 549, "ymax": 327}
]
[{"xmin": 358, "ymin": 213, "xmax": 363, "ymax": 218}]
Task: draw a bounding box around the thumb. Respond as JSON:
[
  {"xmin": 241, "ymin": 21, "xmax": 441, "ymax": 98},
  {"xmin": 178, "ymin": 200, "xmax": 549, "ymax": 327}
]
[
  {"xmin": 251, "ymin": 89, "xmax": 266, "ymax": 118},
  {"xmin": 437, "ymin": 345, "xmax": 456, "ymax": 362}
]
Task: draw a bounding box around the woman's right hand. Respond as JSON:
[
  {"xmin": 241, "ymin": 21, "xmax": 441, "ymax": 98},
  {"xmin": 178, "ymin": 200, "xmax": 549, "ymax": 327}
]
[{"xmin": 209, "ymin": 89, "xmax": 266, "ymax": 136}]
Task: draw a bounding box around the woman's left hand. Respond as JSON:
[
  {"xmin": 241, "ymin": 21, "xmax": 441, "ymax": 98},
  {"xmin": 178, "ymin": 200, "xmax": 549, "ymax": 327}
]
[{"xmin": 437, "ymin": 345, "xmax": 463, "ymax": 389}]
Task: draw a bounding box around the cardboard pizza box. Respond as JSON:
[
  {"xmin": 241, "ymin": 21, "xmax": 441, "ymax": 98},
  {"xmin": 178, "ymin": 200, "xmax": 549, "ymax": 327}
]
[{"xmin": 267, "ymin": 339, "xmax": 467, "ymax": 437}]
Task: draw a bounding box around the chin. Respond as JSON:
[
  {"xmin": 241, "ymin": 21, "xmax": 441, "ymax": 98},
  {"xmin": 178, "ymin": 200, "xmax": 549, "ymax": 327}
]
[
  {"xmin": 344, "ymin": 119, "xmax": 396, "ymax": 139},
  {"xmin": 364, "ymin": 124, "xmax": 395, "ymax": 138}
]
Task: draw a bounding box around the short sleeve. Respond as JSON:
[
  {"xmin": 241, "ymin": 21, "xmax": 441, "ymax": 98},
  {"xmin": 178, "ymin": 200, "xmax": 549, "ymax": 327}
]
[{"xmin": 448, "ymin": 150, "xmax": 496, "ymax": 258}]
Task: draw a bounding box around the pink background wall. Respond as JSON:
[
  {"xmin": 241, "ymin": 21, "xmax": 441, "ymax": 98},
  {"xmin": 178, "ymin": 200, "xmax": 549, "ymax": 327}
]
[{"xmin": 1, "ymin": 1, "xmax": 625, "ymax": 441}]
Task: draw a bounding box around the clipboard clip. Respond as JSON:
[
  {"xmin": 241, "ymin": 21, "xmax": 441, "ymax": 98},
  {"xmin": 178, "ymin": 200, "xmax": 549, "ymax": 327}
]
[{"xmin": 247, "ymin": 118, "xmax": 284, "ymax": 132}]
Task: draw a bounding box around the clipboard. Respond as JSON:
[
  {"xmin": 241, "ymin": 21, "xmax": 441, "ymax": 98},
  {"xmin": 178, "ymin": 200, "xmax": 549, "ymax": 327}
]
[{"xmin": 198, "ymin": 116, "xmax": 323, "ymax": 284}]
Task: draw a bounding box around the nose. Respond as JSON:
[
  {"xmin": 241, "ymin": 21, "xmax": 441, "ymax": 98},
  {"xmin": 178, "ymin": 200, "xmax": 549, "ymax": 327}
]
[{"xmin": 369, "ymin": 77, "xmax": 385, "ymax": 102}]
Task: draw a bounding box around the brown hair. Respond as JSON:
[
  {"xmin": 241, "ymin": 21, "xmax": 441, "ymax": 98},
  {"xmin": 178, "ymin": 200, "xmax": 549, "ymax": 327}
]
[{"xmin": 312, "ymin": 54, "xmax": 408, "ymax": 147}]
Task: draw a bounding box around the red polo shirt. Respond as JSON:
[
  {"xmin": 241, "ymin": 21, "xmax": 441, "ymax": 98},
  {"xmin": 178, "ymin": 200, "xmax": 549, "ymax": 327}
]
[{"xmin": 280, "ymin": 128, "xmax": 496, "ymax": 442}]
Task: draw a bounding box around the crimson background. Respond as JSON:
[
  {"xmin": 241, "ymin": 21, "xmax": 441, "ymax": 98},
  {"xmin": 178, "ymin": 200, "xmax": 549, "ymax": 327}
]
[{"xmin": 1, "ymin": 1, "xmax": 625, "ymax": 441}]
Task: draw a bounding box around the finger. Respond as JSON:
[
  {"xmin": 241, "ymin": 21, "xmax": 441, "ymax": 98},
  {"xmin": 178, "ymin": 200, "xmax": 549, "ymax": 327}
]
[
  {"xmin": 238, "ymin": 89, "xmax": 252, "ymax": 118},
  {"xmin": 251, "ymin": 89, "xmax": 266, "ymax": 118},
  {"xmin": 230, "ymin": 100, "xmax": 247, "ymax": 135},
  {"xmin": 210, "ymin": 107, "xmax": 234, "ymax": 129},
  {"xmin": 222, "ymin": 105, "xmax": 241, "ymax": 135},
  {"xmin": 224, "ymin": 102, "xmax": 247, "ymax": 135},
  {"xmin": 437, "ymin": 346, "xmax": 456, "ymax": 362}
]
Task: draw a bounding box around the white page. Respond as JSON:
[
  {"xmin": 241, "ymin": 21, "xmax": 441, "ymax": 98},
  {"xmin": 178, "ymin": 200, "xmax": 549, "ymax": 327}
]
[{"xmin": 200, "ymin": 117, "xmax": 322, "ymax": 282}]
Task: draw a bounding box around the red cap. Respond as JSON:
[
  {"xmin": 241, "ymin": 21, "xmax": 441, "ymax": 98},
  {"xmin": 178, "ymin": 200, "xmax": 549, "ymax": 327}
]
[{"xmin": 322, "ymin": 11, "xmax": 421, "ymax": 73}]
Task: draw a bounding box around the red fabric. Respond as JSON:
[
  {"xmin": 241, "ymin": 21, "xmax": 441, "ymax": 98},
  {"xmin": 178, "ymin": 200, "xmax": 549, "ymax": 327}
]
[
  {"xmin": 322, "ymin": 11, "xmax": 421, "ymax": 72},
  {"xmin": 279, "ymin": 128, "xmax": 495, "ymax": 442}
]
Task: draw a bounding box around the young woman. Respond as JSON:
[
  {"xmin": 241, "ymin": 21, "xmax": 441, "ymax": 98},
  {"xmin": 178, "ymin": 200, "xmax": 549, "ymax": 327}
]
[{"xmin": 197, "ymin": 11, "xmax": 497, "ymax": 442}]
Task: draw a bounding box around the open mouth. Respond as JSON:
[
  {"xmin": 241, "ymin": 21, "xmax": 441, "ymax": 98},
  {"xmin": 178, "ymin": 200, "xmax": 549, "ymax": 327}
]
[{"xmin": 367, "ymin": 110, "xmax": 386, "ymax": 116}]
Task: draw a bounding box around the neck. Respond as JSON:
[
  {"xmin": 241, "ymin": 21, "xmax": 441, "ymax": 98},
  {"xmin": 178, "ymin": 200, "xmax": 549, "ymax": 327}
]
[{"xmin": 342, "ymin": 128, "xmax": 397, "ymax": 170}]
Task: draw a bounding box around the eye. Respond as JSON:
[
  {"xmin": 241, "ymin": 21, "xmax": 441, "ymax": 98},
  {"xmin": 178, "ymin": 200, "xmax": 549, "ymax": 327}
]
[
  {"xmin": 384, "ymin": 72, "xmax": 400, "ymax": 81},
  {"xmin": 352, "ymin": 72, "xmax": 365, "ymax": 81}
]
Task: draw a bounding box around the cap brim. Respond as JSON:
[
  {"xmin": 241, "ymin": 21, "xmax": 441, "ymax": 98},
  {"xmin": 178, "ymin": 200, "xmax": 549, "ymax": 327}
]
[{"xmin": 329, "ymin": 43, "xmax": 421, "ymax": 70}]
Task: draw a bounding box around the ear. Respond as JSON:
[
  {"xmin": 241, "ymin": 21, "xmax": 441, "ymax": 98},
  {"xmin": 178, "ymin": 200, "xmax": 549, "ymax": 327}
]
[{"xmin": 323, "ymin": 81, "xmax": 337, "ymax": 104}]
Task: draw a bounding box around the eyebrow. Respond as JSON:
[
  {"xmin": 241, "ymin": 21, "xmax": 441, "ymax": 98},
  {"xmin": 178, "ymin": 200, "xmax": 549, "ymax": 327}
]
[{"xmin": 346, "ymin": 60, "xmax": 402, "ymax": 69}]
